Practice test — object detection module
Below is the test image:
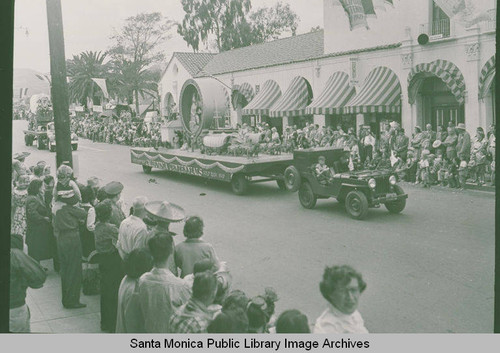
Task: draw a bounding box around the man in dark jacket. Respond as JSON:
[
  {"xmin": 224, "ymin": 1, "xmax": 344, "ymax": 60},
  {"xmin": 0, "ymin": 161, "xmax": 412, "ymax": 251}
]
[
  {"xmin": 54, "ymin": 190, "xmax": 88, "ymax": 309},
  {"xmin": 10, "ymin": 234, "xmax": 47, "ymax": 332}
]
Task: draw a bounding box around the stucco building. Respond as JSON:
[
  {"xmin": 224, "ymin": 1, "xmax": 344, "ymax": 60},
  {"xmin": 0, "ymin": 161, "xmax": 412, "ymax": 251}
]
[{"xmin": 159, "ymin": 0, "xmax": 496, "ymax": 138}]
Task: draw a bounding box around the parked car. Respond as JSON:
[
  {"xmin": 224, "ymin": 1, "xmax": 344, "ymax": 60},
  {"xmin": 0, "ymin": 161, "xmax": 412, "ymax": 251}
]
[{"xmin": 284, "ymin": 147, "xmax": 408, "ymax": 220}]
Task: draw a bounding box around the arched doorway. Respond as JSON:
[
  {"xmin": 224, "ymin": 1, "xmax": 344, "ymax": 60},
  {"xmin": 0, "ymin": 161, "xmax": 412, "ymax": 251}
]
[
  {"xmin": 232, "ymin": 82, "xmax": 255, "ymax": 127},
  {"xmin": 408, "ymin": 60, "xmax": 466, "ymax": 130},
  {"xmin": 479, "ymin": 55, "xmax": 495, "ymax": 127}
]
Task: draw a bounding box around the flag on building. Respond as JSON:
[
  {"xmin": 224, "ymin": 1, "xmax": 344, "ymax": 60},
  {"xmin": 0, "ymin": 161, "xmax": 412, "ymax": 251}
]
[
  {"xmin": 362, "ymin": 0, "xmax": 377, "ymax": 18},
  {"xmin": 339, "ymin": 0, "xmax": 369, "ymax": 30}
]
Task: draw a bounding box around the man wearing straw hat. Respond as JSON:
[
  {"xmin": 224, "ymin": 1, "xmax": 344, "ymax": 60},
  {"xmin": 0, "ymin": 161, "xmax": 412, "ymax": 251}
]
[{"xmin": 144, "ymin": 200, "xmax": 186, "ymax": 276}]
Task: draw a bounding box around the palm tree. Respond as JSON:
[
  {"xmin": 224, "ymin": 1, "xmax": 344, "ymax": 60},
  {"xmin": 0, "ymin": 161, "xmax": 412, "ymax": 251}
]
[
  {"xmin": 66, "ymin": 51, "xmax": 109, "ymax": 109},
  {"xmin": 108, "ymin": 59, "xmax": 159, "ymax": 117}
]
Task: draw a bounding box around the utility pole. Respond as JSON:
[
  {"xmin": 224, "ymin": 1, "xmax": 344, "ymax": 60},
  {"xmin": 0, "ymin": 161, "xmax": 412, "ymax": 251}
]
[{"xmin": 46, "ymin": 0, "xmax": 72, "ymax": 168}]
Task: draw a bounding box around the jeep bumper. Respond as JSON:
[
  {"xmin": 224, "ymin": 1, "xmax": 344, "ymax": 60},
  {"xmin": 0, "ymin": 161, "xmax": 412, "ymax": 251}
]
[{"xmin": 372, "ymin": 193, "xmax": 408, "ymax": 204}]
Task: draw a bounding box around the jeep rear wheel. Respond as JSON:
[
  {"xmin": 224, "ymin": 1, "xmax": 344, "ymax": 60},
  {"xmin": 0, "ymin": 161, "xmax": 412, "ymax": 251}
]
[
  {"xmin": 385, "ymin": 185, "xmax": 406, "ymax": 214},
  {"xmin": 298, "ymin": 181, "xmax": 317, "ymax": 209},
  {"xmin": 345, "ymin": 190, "xmax": 369, "ymax": 220},
  {"xmin": 284, "ymin": 165, "xmax": 301, "ymax": 192}
]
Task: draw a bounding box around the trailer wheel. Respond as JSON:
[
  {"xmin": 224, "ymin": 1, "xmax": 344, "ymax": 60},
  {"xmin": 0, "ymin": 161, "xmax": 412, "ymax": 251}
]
[
  {"xmin": 276, "ymin": 179, "xmax": 286, "ymax": 191},
  {"xmin": 142, "ymin": 165, "xmax": 153, "ymax": 174},
  {"xmin": 37, "ymin": 138, "xmax": 45, "ymax": 150},
  {"xmin": 25, "ymin": 135, "xmax": 33, "ymax": 146},
  {"xmin": 284, "ymin": 165, "xmax": 301, "ymax": 192},
  {"xmin": 231, "ymin": 173, "xmax": 249, "ymax": 195},
  {"xmin": 72, "ymin": 144, "xmax": 78, "ymax": 151},
  {"xmin": 49, "ymin": 143, "xmax": 56, "ymax": 152},
  {"xmin": 345, "ymin": 190, "xmax": 369, "ymax": 220}
]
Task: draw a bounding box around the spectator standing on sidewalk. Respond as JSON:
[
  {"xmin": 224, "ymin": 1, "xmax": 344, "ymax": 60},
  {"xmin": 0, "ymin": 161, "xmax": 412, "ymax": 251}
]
[
  {"xmin": 117, "ymin": 196, "xmax": 149, "ymax": 260},
  {"xmin": 9, "ymin": 234, "xmax": 47, "ymax": 332}
]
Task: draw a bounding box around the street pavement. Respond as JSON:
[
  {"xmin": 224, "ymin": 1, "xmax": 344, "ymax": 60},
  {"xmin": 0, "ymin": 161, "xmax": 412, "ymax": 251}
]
[{"xmin": 12, "ymin": 120, "xmax": 495, "ymax": 333}]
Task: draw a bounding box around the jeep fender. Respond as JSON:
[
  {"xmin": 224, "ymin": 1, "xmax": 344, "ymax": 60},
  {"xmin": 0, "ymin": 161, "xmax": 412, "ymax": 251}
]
[{"xmin": 337, "ymin": 185, "xmax": 369, "ymax": 202}]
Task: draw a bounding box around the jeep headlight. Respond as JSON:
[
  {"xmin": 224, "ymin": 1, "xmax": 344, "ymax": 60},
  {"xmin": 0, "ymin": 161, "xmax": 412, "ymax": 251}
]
[
  {"xmin": 368, "ymin": 178, "xmax": 376, "ymax": 189},
  {"xmin": 389, "ymin": 175, "xmax": 397, "ymax": 185}
]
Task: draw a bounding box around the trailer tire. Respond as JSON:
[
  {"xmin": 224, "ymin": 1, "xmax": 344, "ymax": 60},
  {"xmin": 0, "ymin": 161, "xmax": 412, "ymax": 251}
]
[
  {"xmin": 284, "ymin": 165, "xmax": 301, "ymax": 192},
  {"xmin": 25, "ymin": 135, "xmax": 33, "ymax": 146},
  {"xmin": 72, "ymin": 144, "xmax": 78, "ymax": 151},
  {"xmin": 49, "ymin": 143, "xmax": 56, "ymax": 152},
  {"xmin": 276, "ymin": 179, "xmax": 286, "ymax": 191},
  {"xmin": 231, "ymin": 173, "xmax": 249, "ymax": 195},
  {"xmin": 37, "ymin": 138, "xmax": 45, "ymax": 150},
  {"xmin": 142, "ymin": 165, "xmax": 153, "ymax": 174}
]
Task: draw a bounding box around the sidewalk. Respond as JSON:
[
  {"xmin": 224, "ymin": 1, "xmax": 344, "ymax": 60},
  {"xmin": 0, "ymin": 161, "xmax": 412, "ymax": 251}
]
[{"xmin": 26, "ymin": 260, "xmax": 101, "ymax": 333}]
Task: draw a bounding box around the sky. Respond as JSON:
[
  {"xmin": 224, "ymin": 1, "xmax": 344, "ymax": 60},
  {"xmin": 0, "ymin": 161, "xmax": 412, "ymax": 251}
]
[{"xmin": 14, "ymin": 0, "xmax": 324, "ymax": 73}]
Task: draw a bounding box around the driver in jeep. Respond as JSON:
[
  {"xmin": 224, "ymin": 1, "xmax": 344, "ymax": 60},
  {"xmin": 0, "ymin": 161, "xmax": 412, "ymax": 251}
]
[
  {"xmin": 333, "ymin": 150, "xmax": 351, "ymax": 174},
  {"xmin": 314, "ymin": 156, "xmax": 333, "ymax": 185}
]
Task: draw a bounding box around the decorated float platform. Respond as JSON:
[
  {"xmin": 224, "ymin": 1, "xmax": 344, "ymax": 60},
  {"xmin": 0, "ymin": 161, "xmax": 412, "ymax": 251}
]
[{"xmin": 130, "ymin": 147, "xmax": 293, "ymax": 195}]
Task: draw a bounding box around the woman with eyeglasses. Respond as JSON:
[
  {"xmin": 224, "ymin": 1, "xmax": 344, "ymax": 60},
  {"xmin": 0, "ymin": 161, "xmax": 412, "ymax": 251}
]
[{"xmin": 314, "ymin": 265, "xmax": 368, "ymax": 333}]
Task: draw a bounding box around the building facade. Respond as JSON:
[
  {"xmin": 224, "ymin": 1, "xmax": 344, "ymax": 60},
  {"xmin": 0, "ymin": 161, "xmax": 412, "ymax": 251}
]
[{"xmin": 160, "ymin": 0, "xmax": 496, "ymax": 137}]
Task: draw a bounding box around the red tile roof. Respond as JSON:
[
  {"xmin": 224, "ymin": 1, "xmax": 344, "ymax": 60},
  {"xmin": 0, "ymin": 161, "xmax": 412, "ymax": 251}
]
[
  {"xmin": 173, "ymin": 52, "xmax": 217, "ymax": 76},
  {"xmin": 197, "ymin": 30, "xmax": 325, "ymax": 76}
]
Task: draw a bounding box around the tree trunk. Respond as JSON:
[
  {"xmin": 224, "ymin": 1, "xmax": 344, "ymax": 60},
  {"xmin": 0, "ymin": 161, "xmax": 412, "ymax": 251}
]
[{"xmin": 135, "ymin": 90, "xmax": 140, "ymax": 119}]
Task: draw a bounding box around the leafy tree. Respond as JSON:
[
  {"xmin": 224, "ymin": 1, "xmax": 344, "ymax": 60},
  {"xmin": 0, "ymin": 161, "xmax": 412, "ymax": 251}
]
[
  {"xmin": 178, "ymin": 0, "xmax": 251, "ymax": 52},
  {"xmin": 248, "ymin": 2, "xmax": 299, "ymax": 44},
  {"xmin": 66, "ymin": 51, "xmax": 109, "ymax": 108},
  {"xmin": 108, "ymin": 12, "xmax": 174, "ymax": 115},
  {"xmin": 178, "ymin": 0, "xmax": 300, "ymax": 52}
]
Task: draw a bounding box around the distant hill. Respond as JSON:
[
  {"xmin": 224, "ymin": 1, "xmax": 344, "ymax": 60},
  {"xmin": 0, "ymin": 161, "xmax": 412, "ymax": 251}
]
[{"xmin": 13, "ymin": 68, "xmax": 50, "ymax": 99}]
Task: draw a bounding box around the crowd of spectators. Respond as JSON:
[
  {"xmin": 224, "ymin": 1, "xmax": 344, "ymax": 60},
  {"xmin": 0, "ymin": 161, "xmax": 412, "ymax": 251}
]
[
  {"xmin": 10, "ymin": 158, "xmax": 370, "ymax": 334},
  {"xmin": 71, "ymin": 115, "xmax": 165, "ymax": 148}
]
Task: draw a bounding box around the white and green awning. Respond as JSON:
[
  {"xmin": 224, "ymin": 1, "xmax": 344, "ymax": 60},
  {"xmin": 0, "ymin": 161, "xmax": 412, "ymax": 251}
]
[
  {"xmin": 305, "ymin": 72, "xmax": 356, "ymax": 115},
  {"xmin": 479, "ymin": 55, "xmax": 495, "ymax": 99},
  {"xmin": 242, "ymin": 80, "xmax": 281, "ymax": 116},
  {"xmin": 269, "ymin": 76, "xmax": 312, "ymax": 117},
  {"xmin": 344, "ymin": 66, "xmax": 401, "ymax": 114}
]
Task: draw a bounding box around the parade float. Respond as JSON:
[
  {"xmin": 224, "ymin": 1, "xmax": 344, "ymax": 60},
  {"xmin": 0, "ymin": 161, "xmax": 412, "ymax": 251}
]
[{"xmin": 130, "ymin": 78, "xmax": 293, "ymax": 195}]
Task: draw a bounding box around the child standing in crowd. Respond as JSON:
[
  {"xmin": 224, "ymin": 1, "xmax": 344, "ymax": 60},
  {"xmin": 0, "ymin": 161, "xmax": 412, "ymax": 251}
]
[{"xmin": 419, "ymin": 151, "xmax": 431, "ymax": 188}]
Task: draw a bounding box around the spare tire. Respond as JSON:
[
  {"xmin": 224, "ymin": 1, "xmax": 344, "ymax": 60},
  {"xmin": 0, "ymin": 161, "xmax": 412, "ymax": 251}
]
[{"xmin": 284, "ymin": 165, "xmax": 301, "ymax": 192}]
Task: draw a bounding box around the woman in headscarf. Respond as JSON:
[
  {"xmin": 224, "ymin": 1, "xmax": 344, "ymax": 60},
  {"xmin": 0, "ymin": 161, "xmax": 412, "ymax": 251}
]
[{"xmin": 25, "ymin": 179, "xmax": 53, "ymax": 268}]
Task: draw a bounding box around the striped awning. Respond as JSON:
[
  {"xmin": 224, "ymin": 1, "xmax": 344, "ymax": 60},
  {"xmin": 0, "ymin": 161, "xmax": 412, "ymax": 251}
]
[
  {"xmin": 242, "ymin": 80, "xmax": 281, "ymax": 116},
  {"xmin": 232, "ymin": 82, "xmax": 255, "ymax": 108},
  {"xmin": 269, "ymin": 76, "xmax": 312, "ymax": 117},
  {"xmin": 305, "ymin": 72, "xmax": 356, "ymax": 115},
  {"xmin": 479, "ymin": 55, "xmax": 495, "ymax": 99},
  {"xmin": 407, "ymin": 59, "xmax": 465, "ymax": 104},
  {"xmin": 344, "ymin": 66, "xmax": 401, "ymax": 114}
]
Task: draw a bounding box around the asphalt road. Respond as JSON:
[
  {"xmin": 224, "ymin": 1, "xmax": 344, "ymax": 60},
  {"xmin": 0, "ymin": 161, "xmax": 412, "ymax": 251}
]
[{"xmin": 12, "ymin": 120, "xmax": 495, "ymax": 333}]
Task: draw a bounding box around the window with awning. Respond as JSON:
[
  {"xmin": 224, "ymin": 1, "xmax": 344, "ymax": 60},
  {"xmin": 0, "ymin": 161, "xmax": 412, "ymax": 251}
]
[
  {"xmin": 344, "ymin": 66, "xmax": 401, "ymax": 114},
  {"xmin": 269, "ymin": 76, "xmax": 313, "ymax": 118},
  {"xmin": 305, "ymin": 71, "xmax": 356, "ymax": 115},
  {"xmin": 242, "ymin": 80, "xmax": 281, "ymax": 116}
]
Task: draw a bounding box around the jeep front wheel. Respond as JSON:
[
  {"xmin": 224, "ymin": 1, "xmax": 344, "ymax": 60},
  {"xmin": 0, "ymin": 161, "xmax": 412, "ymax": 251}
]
[
  {"xmin": 384, "ymin": 185, "xmax": 406, "ymax": 214},
  {"xmin": 345, "ymin": 190, "xmax": 369, "ymax": 220},
  {"xmin": 298, "ymin": 181, "xmax": 317, "ymax": 209}
]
